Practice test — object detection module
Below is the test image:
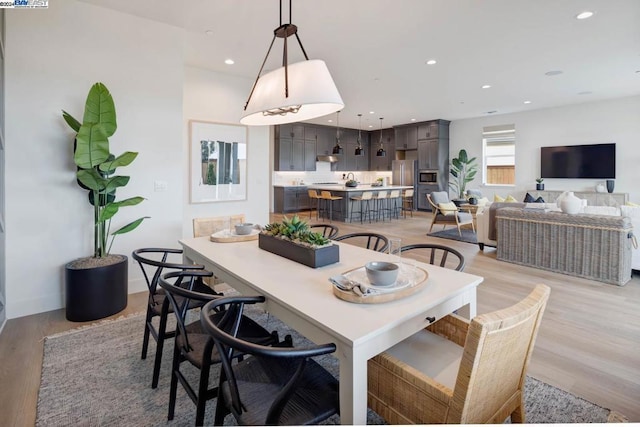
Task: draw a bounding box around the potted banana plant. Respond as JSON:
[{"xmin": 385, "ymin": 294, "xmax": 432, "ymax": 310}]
[
  {"xmin": 62, "ymin": 82, "xmax": 149, "ymax": 321},
  {"xmin": 259, "ymin": 215, "xmax": 339, "ymax": 268}
]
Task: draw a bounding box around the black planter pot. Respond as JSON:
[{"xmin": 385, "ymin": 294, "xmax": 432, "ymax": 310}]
[
  {"xmin": 65, "ymin": 255, "xmax": 128, "ymax": 322},
  {"xmin": 536, "ymin": 184, "xmax": 544, "ymax": 190}
]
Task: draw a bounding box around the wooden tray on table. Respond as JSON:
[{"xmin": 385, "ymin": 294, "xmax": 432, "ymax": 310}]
[
  {"xmin": 332, "ymin": 264, "xmax": 428, "ymax": 304},
  {"xmin": 210, "ymin": 229, "xmax": 260, "ymax": 243}
]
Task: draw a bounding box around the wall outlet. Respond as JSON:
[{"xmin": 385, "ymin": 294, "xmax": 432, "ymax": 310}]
[{"xmin": 154, "ymin": 180, "xmax": 168, "ymax": 192}]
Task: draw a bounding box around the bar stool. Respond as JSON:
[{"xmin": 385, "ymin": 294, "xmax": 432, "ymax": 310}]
[
  {"xmin": 402, "ymin": 188, "xmax": 415, "ymax": 218},
  {"xmin": 372, "ymin": 190, "xmax": 388, "ymax": 222},
  {"xmin": 308, "ymin": 189, "xmax": 321, "ymax": 219},
  {"xmin": 320, "ymin": 191, "xmax": 343, "ymax": 223},
  {"xmin": 387, "ymin": 190, "xmax": 401, "ymax": 220},
  {"xmin": 349, "ymin": 191, "xmax": 373, "ymax": 223}
]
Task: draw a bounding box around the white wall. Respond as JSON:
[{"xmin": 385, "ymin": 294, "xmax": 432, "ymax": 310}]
[
  {"xmin": 182, "ymin": 67, "xmax": 271, "ymax": 235},
  {"xmin": 450, "ymin": 96, "xmax": 640, "ymax": 203},
  {"xmin": 5, "ymin": 1, "xmax": 185, "ymax": 318}
]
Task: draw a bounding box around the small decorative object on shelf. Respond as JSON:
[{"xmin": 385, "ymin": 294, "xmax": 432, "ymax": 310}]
[
  {"xmin": 559, "ymin": 191, "xmax": 582, "ymax": 214},
  {"xmin": 606, "ymin": 179, "xmax": 615, "ymax": 193},
  {"xmin": 536, "ymin": 178, "xmax": 544, "ymax": 191},
  {"xmin": 259, "ymin": 215, "xmax": 339, "ymax": 268}
]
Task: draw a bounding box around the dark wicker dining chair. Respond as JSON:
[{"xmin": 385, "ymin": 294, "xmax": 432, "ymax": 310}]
[
  {"xmin": 334, "ymin": 232, "xmax": 390, "ymax": 252},
  {"xmin": 401, "ymin": 243, "xmax": 466, "ymax": 271},
  {"xmin": 309, "ymin": 223, "xmax": 340, "ymax": 239},
  {"xmin": 132, "ymin": 247, "xmax": 215, "ymax": 389},
  {"xmin": 200, "ymin": 295, "xmax": 341, "ymax": 426},
  {"xmin": 159, "ymin": 270, "xmax": 279, "ymax": 426}
]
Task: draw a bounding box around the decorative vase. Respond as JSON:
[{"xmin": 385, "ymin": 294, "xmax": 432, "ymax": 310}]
[
  {"xmin": 536, "ymin": 183, "xmax": 544, "ymax": 191},
  {"xmin": 559, "ymin": 192, "xmax": 582, "ymax": 215},
  {"xmin": 606, "ymin": 179, "xmax": 615, "ymax": 193}
]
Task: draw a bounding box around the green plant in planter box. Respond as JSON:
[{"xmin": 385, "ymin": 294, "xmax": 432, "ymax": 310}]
[
  {"xmin": 449, "ymin": 149, "xmax": 478, "ymax": 200},
  {"xmin": 263, "ymin": 215, "xmax": 331, "ymax": 247},
  {"xmin": 63, "ymin": 82, "xmax": 149, "ymax": 262}
]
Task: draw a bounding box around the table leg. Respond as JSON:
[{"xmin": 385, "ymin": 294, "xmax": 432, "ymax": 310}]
[{"xmin": 336, "ymin": 346, "xmax": 367, "ymax": 425}]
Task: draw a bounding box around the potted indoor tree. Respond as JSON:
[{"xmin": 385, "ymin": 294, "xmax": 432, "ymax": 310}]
[
  {"xmin": 536, "ymin": 178, "xmax": 544, "ymax": 190},
  {"xmin": 449, "ymin": 149, "xmax": 478, "ymax": 206},
  {"xmin": 62, "ymin": 82, "xmax": 148, "ymax": 321}
]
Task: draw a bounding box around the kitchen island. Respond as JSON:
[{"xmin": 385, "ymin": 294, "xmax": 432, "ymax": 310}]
[{"xmin": 306, "ymin": 184, "xmax": 413, "ymax": 222}]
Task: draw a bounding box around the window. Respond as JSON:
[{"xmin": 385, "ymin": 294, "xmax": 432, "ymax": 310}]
[{"xmin": 482, "ymin": 124, "xmax": 515, "ymax": 185}]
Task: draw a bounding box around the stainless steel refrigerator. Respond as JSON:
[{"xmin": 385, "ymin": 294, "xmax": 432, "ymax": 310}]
[
  {"xmin": 392, "ymin": 160, "xmax": 416, "ymax": 186},
  {"xmin": 392, "ymin": 160, "xmax": 417, "ymax": 210}
]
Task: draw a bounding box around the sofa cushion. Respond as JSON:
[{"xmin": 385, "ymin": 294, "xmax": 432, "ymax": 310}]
[{"xmin": 489, "ymin": 202, "xmax": 526, "ymax": 240}]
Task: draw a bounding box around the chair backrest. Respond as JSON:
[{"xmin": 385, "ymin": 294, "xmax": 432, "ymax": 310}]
[
  {"xmin": 158, "ymin": 270, "xmax": 221, "ymax": 353},
  {"xmin": 307, "ymin": 189, "xmax": 319, "ymax": 199},
  {"xmin": 430, "ymin": 191, "xmax": 450, "ymax": 205},
  {"xmin": 309, "ymin": 223, "xmax": 339, "ymax": 239},
  {"xmin": 466, "ymin": 189, "xmax": 483, "ymax": 198},
  {"xmin": 334, "ymin": 232, "xmax": 390, "ymax": 252},
  {"xmin": 320, "ymin": 190, "xmax": 333, "ymax": 199},
  {"xmin": 389, "ymin": 190, "xmax": 400, "ymax": 198},
  {"xmin": 200, "ymin": 295, "xmax": 338, "ymax": 425},
  {"xmin": 404, "ymin": 189, "xmax": 414, "ymax": 197},
  {"xmin": 193, "ymin": 214, "xmax": 246, "ymax": 237},
  {"xmin": 400, "ymin": 243, "xmax": 465, "ymax": 271},
  {"xmin": 449, "ymin": 284, "xmax": 550, "ymax": 423},
  {"xmin": 361, "ymin": 191, "xmax": 374, "ymax": 200},
  {"xmin": 376, "ymin": 190, "xmax": 388, "ymax": 199},
  {"xmin": 132, "ymin": 248, "xmax": 204, "ymax": 294}
]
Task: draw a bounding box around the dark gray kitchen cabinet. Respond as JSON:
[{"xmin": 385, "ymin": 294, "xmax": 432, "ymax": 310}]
[
  {"xmin": 394, "ymin": 125, "xmax": 418, "ymax": 150},
  {"xmin": 369, "ymin": 129, "xmax": 394, "ymax": 171},
  {"xmin": 274, "ymin": 186, "xmax": 310, "ymax": 213},
  {"xmin": 275, "ymin": 124, "xmax": 316, "ymax": 171},
  {"xmin": 418, "ymin": 139, "xmax": 439, "ymax": 170},
  {"xmin": 417, "ymin": 184, "xmax": 440, "ymax": 211}
]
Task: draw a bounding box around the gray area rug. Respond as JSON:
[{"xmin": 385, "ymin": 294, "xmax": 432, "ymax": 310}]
[
  {"xmin": 428, "ymin": 227, "xmax": 478, "ymax": 244},
  {"xmin": 37, "ymin": 310, "xmax": 614, "ymax": 425}
]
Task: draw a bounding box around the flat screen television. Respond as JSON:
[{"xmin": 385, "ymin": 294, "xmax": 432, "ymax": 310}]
[{"xmin": 540, "ymin": 143, "xmax": 615, "ymax": 179}]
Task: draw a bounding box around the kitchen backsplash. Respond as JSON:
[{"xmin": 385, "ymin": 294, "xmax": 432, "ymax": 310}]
[{"xmin": 273, "ymin": 162, "xmax": 392, "ymax": 186}]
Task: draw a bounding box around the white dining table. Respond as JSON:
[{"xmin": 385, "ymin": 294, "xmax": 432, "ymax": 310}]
[{"xmin": 179, "ymin": 236, "xmax": 483, "ymax": 425}]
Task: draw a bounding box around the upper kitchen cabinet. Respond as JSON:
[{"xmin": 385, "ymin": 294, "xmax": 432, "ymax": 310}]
[
  {"xmin": 394, "ymin": 125, "xmax": 418, "ymax": 150},
  {"xmin": 369, "ymin": 129, "xmax": 394, "ymax": 171},
  {"xmin": 417, "ymin": 120, "xmax": 450, "ymax": 171},
  {"xmin": 315, "ymin": 125, "xmax": 334, "ymax": 156},
  {"xmin": 417, "ymin": 119, "xmax": 450, "ymax": 140},
  {"xmin": 275, "ymin": 124, "xmax": 317, "ymax": 171}
]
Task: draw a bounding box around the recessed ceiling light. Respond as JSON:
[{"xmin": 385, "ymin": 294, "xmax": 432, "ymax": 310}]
[
  {"xmin": 205, "ymin": 30, "xmax": 214, "ymax": 36},
  {"xmin": 524, "ymin": 100, "xmax": 532, "ymax": 104},
  {"xmin": 224, "ymin": 59, "xmax": 235, "ymax": 65},
  {"xmin": 368, "ymin": 125, "xmax": 373, "ymax": 128},
  {"xmin": 481, "ymin": 84, "xmax": 491, "ymax": 89},
  {"xmin": 369, "ymin": 111, "xmax": 375, "ymax": 114},
  {"xmin": 327, "ymin": 119, "xmax": 333, "ymax": 123},
  {"xmin": 545, "ymin": 70, "xmax": 563, "ymax": 76},
  {"xmin": 426, "ymin": 59, "xmax": 437, "ymax": 65},
  {"xmin": 578, "ymin": 91, "xmax": 593, "ymax": 95},
  {"xmin": 411, "ymin": 118, "xmax": 416, "ymax": 121},
  {"xmin": 576, "ymin": 11, "xmax": 594, "ymax": 20}
]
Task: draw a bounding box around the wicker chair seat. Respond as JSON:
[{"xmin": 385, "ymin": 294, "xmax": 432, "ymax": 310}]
[{"xmin": 149, "ymin": 280, "xmax": 214, "ymax": 316}]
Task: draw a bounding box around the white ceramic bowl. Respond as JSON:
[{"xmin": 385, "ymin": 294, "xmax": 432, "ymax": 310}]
[
  {"xmin": 365, "ymin": 261, "xmax": 399, "ymax": 286},
  {"xmin": 234, "ymin": 223, "xmax": 254, "ymax": 235}
]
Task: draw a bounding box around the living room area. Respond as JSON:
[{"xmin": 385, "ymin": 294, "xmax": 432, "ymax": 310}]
[{"xmin": 1, "ymin": 1, "xmax": 640, "ymax": 425}]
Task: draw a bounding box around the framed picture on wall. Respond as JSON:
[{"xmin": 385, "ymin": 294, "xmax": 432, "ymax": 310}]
[{"xmin": 189, "ymin": 120, "xmax": 248, "ymax": 203}]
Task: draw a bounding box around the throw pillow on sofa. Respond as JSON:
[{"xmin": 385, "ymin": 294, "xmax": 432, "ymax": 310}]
[
  {"xmin": 505, "ymin": 195, "xmax": 518, "ymax": 202},
  {"xmin": 494, "ymin": 194, "xmax": 505, "ymax": 202}
]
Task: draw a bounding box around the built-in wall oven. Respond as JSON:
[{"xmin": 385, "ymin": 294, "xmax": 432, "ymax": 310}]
[{"xmin": 418, "ymin": 170, "xmax": 438, "ymax": 184}]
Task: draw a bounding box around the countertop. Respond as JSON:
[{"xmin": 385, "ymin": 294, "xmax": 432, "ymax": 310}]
[{"xmin": 307, "ymin": 184, "xmax": 412, "ymax": 192}]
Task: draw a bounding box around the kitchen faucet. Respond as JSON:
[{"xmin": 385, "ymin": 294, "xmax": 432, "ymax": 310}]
[{"xmin": 346, "ymin": 172, "xmax": 355, "ymax": 181}]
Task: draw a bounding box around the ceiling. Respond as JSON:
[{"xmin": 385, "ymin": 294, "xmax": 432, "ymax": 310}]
[{"xmin": 79, "ymin": 0, "xmax": 640, "ymax": 129}]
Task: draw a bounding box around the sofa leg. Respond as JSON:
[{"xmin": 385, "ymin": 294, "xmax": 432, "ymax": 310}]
[{"xmin": 478, "ymin": 243, "xmax": 485, "ymax": 250}]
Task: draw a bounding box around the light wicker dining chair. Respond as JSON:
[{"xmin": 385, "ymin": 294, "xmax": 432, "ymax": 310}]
[{"xmin": 368, "ymin": 284, "xmax": 550, "ymax": 425}]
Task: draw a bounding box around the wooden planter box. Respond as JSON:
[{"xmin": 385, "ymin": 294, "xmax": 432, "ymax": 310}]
[{"xmin": 258, "ymin": 233, "xmax": 340, "ymax": 268}]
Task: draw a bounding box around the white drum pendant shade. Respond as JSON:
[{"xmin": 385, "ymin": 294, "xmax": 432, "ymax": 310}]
[{"xmin": 240, "ymin": 59, "xmax": 344, "ymax": 126}]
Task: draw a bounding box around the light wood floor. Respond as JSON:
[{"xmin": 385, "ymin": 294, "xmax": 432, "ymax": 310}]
[{"xmin": 1, "ymin": 210, "xmax": 639, "ymax": 425}]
